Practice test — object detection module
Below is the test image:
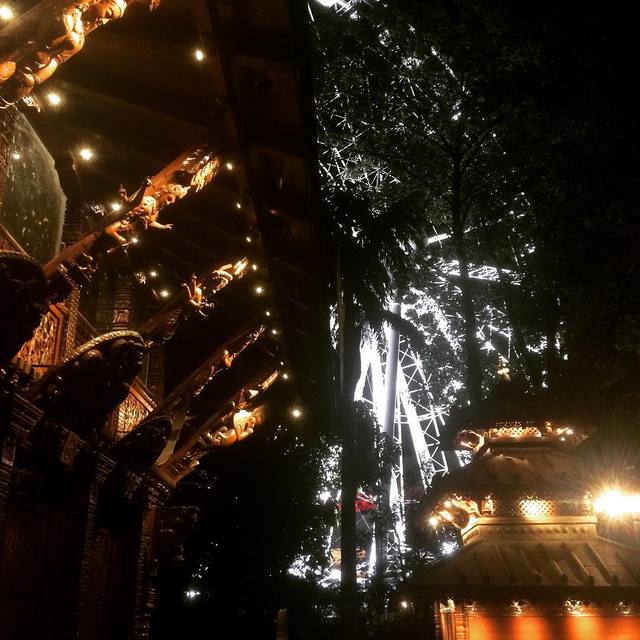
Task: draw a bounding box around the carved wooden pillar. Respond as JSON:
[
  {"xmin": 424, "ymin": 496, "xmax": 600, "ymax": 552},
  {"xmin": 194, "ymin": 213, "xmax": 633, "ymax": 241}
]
[
  {"xmin": 146, "ymin": 347, "xmax": 165, "ymax": 401},
  {"xmin": 50, "ymin": 451, "xmax": 115, "ymax": 639},
  {"xmin": 132, "ymin": 477, "xmax": 170, "ymax": 640}
]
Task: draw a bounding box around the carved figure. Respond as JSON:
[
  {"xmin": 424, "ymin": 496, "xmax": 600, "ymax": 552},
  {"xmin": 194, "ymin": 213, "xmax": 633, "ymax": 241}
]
[
  {"xmin": 29, "ymin": 330, "xmax": 145, "ymax": 433},
  {"xmin": 44, "ymin": 147, "xmax": 221, "ymax": 299},
  {"xmin": 0, "ymin": 0, "xmax": 161, "ymax": 106}
]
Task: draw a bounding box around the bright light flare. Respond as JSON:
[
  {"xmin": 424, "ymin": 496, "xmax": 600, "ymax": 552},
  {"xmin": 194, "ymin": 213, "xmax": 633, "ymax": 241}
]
[
  {"xmin": 0, "ymin": 5, "xmax": 14, "ymax": 20},
  {"xmin": 291, "ymin": 407, "xmax": 302, "ymax": 419},
  {"xmin": 46, "ymin": 91, "xmax": 62, "ymax": 106},
  {"xmin": 594, "ymin": 489, "xmax": 640, "ymax": 517},
  {"xmin": 194, "ymin": 48, "xmax": 205, "ymax": 62},
  {"xmin": 78, "ymin": 147, "xmax": 94, "ymax": 161}
]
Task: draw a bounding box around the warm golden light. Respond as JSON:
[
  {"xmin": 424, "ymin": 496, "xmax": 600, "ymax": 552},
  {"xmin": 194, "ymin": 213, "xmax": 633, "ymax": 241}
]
[
  {"xmin": 110, "ymin": 201, "xmax": 122, "ymax": 212},
  {"xmin": 271, "ymin": 329, "xmax": 278, "ymax": 335},
  {"xmin": 282, "ymin": 373, "xmax": 289, "ymax": 380},
  {"xmin": 225, "ymin": 162, "xmax": 234, "ymax": 170},
  {"xmin": 78, "ymin": 147, "xmax": 94, "ymax": 161},
  {"xmin": 255, "ymin": 285, "xmax": 264, "ymax": 295},
  {"xmin": 291, "ymin": 408, "xmax": 302, "ymax": 419},
  {"xmin": 194, "ymin": 48, "xmax": 205, "ymax": 62},
  {"xmin": 46, "ymin": 91, "xmax": 62, "ymax": 106},
  {"xmin": 594, "ymin": 489, "xmax": 640, "ymax": 517},
  {"xmin": 520, "ymin": 498, "xmax": 551, "ymax": 519},
  {"xmin": 265, "ymin": 311, "xmax": 271, "ymax": 317},
  {"xmin": 0, "ymin": 5, "xmax": 14, "ymax": 20},
  {"xmin": 245, "ymin": 236, "xmax": 252, "ymax": 243},
  {"xmin": 235, "ymin": 201, "xmax": 242, "ymax": 210},
  {"xmin": 11, "ymin": 152, "xmax": 20, "ymax": 160},
  {"xmin": 149, "ymin": 271, "xmax": 158, "ymax": 278},
  {"xmin": 428, "ymin": 516, "xmax": 439, "ymax": 527},
  {"xmin": 400, "ymin": 600, "xmax": 409, "ymax": 609},
  {"xmin": 160, "ymin": 289, "xmax": 170, "ymax": 298}
]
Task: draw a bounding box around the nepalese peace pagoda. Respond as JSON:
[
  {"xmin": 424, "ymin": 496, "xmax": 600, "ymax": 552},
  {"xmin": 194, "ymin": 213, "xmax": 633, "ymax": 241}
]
[
  {"xmin": 0, "ymin": 1, "xmax": 323, "ymax": 638},
  {"xmin": 399, "ymin": 385, "xmax": 640, "ymax": 640}
]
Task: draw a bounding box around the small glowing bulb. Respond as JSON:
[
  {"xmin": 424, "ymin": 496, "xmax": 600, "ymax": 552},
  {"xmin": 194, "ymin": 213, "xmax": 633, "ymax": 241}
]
[
  {"xmin": 46, "ymin": 91, "xmax": 62, "ymax": 106},
  {"xmin": 235, "ymin": 202, "xmax": 242, "ymax": 210},
  {"xmin": 265, "ymin": 311, "xmax": 271, "ymax": 317},
  {"xmin": 291, "ymin": 408, "xmax": 302, "ymax": 419},
  {"xmin": 429, "ymin": 516, "xmax": 439, "ymax": 527},
  {"xmin": 225, "ymin": 162, "xmax": 234, "ymax": 171},
  {"xmin": 110, "ymin": 202, "xmax": 122, "ymax": 212},
  {"xmin": 251, "ymin": 264, "xmax": 258, "ymax": 271},
  {"xmin": 283, "ymin": 373, "xmax": 289, "ymax": 380},
  {"xmin": 11, "ymin": 152, "xmax": 20, "ymax": 160},
  {"xmin": 131, "ymin": 236, "xmax": 139, "ymax": 244},
  {"xmin": 194, "ymin": 48, "xmax": 205, "ymax": 62},
  {"xmin": 0, "ymin": 5, "xmax": 14, "ymax": 21},
  {"xmin": 271, "ymin": 329, "xmax": 278, "ymax": 335},
  {"xmin": 255, "ymin": 285, "xmax": 264, "ymax": 295},
  {"xmin": 149, "ymin": 270, "xmax": 158, "ymax": 278},
  {"xmin": 78, "ymin": 147, "xmax": 94, "ymax": 161},
  {"xmin": 245, "ymin": 236, "xmax": 252, "ymax": 243},
  {"xmin": 400, "ymin": 601, "xmax": 409, "ymax": 610},
  {"xmin": 160, "ymin": 289, "xmax": 170, "ymax": 298}
]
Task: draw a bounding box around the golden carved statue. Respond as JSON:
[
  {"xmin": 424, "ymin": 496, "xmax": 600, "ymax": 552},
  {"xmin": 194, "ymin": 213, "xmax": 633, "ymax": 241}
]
[
  {"xmin": 0, "ymin": 0, "xmax": 161, "ymax": 106},
  {"xmin": 44, "ymin": 147, "xmax": 221, "ymax": 297}
]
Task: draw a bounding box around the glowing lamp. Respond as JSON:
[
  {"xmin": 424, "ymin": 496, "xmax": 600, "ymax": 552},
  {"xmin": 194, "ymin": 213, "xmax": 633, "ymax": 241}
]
[
  {"xmin": 245, "ymin": 236, "xmax": 252, "ymax": 243},
  {"xmin": 225, "ymin": 162, "xmax": 234, "ymax": 170},
  {"xmin": 78, "ymin": 147, "xmax": 94, "ymax": 161},
  {"xmin": 149, "ymin": 270, "xmax": 158, "ymax": 278},
  {"xmin": 131, "ymin": 237, "xmax": 139, "ymax": 244},
  {"xmin": 291, "ymin": 408, "xmax": 302, "ymax": 419},
  {"xmin": 282, "ymin": 373, "xmax": 289, "ymax": 380},
  {"xmin": 255, "ymin": 285, "xmax": 264, "ymax": 295},
  {"xmin": 594, "ymin": 489, "xmax": 640, "ymax": 517},
  {"xmin": 235, "ymin": 201, "xmax": 242, "ymax": 210},
  {"xmin": 251, "ymin": 264, "xmax": 258, "ymax": 271},
  {"xmin": 110, "ymin": 202, "xmax": 122, "ymax": 212},
  {"xmin": 11, "ymin": 152, "xmax": 20, "ymax": 160},
  {"xmin": 46, "ymin": 91, "xmax": 62, "ymax": 106},
  {"xmin": 194, "ymin": 48, "xmax": 205, "ymax": 62},
  {"xmin": 400, "ymin": 601, "xmax": 409, "ymax": 610},
  {"xmin": 0, "ymin": 5, "xmax": 14, "ymax": 20},
  {"xmin": 160, "ymin": 289, "xmax": 170, "ymax": 298},
  {"xmin": 265, "ymin": 311, "xmax": 271, "ymax": 317}
]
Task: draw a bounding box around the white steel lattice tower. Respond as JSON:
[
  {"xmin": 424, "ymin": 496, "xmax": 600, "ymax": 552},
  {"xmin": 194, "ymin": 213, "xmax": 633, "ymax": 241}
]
[{"xmin": 354, "ymin": 303, "xmax": 449, "ymax": 578}]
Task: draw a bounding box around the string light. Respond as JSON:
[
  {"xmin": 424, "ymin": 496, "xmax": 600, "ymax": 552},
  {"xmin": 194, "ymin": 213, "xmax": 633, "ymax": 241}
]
[
  {"xmin": 131, "ymin": 237, "xmax": 139, "ymax": 244},
  {"xmin": 255, "ymin": 285, "xmax": 264, "ymax": 295},
  {"xmin": 0, "ymin": 5, "xmax": 14, "ymax": 21},
  {"xmin": 282, "ymin": 373, "xmax": 289, "ymax": 380},
  {"xmin": 291, "ymin": 408, "xmax": 302, "ymax": 419},
  {"xmin": 194, "ymin": 48, "xmax": 205, "ymax": 62},
  {"xmin": 271, "ymin": 329, "xmax": 278, "ymax": 335},
  {"xmin": 245, "ymin": 236, "xmax": 252, "ymax": 243},
  {"xmin": 78, "ymin": 147, "xmax": 94, "ymax": 161},
  {"xmin": 265, "ymin": 311, "xmax": 271, "ymax": 317},
  {"xmin": 110, "ymin": 202, "xmax": 122, "ymax": 212},
  {"xmin": 149, "ymin": 270, "xmax": 158, "ymax": 278},
  {"xmin": 235, "ymin": 201, "xmax": 242, "ymax": 210},
  {"xmin": 225, "ymin": 162, "xmax": 234, "ymax": 170},
  {"xmin": 251, "ymin": 264, "xmax": 258, "ymax": 271},
  {"xmin": 160, "ymin": 289, "xmax": 170, "ymax": 298},
  {"xmin": 46, "ymin": 91, "xmax": 62, "ymax": 107}
]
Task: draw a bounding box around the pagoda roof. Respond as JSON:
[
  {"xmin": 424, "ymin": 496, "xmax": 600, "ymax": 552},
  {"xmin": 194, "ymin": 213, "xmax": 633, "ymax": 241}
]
[{"xmin": 413, "ymin": 517, "xmax": 640, "ymax": 597}]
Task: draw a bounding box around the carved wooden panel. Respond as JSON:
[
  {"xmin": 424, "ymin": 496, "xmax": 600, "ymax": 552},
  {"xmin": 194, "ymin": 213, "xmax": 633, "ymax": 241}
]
[{"xmin": 14, "ymin": 305, "xmax": 64, "ymax": 375}]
